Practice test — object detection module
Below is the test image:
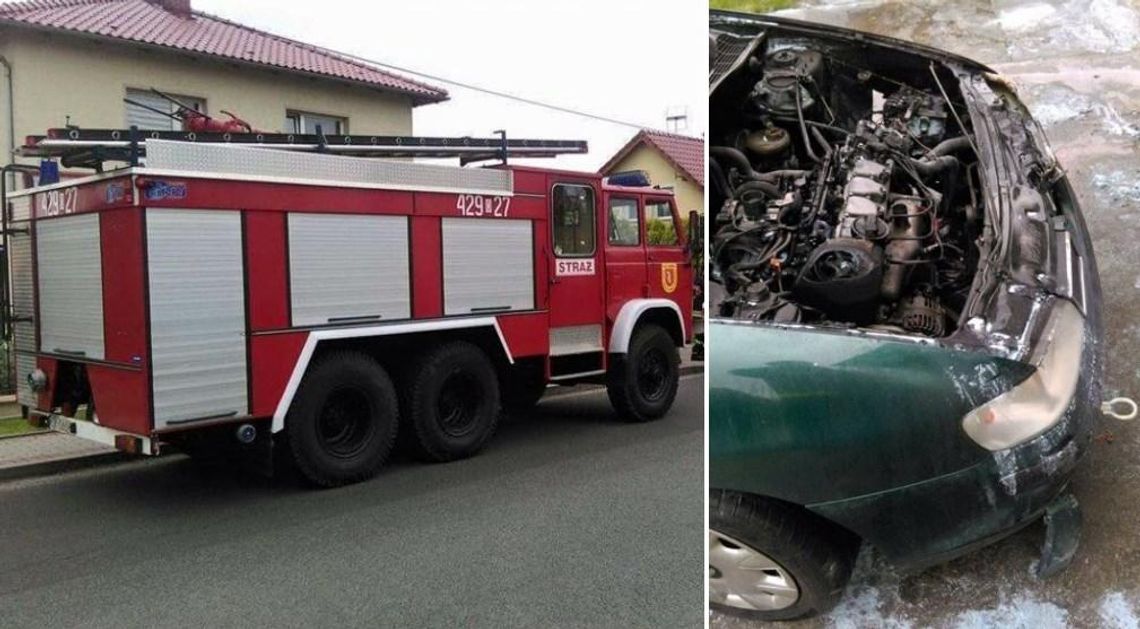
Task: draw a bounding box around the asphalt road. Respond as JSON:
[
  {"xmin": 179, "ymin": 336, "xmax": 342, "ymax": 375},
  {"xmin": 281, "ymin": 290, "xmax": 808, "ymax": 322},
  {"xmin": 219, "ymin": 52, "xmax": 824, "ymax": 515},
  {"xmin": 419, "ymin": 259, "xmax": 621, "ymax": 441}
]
[
  {"xmin": 0, "ymin": 376, "xmax": 705, "ymax": 628},
  {"xmin": 713, "ymin": 0, "xmax": 1140, "ymax": 627}
]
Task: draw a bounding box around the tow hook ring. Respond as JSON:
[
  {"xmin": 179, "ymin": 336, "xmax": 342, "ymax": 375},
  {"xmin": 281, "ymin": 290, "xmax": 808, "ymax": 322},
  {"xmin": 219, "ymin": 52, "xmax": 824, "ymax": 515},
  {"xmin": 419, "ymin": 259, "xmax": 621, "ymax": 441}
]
[{"xmin": 1102, "ymin": 397, "xmax": 1138, "ymax": 421}]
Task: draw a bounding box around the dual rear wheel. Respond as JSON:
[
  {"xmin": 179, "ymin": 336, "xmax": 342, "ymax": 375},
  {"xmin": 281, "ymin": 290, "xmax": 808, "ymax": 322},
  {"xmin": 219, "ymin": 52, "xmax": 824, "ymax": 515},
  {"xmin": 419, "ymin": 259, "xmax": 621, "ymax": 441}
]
[
  {"xmin": 285, "ymin": 342, "xmax": 499, "ymax": 487},
  {"xmin": 285, "ymin": 324, "xmax": 680, "ymax": 486}
]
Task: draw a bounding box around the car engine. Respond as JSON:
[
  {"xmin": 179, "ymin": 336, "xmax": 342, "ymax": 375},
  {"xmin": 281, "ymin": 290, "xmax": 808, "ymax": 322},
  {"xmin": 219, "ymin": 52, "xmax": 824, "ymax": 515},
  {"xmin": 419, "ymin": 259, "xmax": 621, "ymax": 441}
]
[{"xmin": 710, "ymin": 42, "xmax": 982, "ymax": 338}]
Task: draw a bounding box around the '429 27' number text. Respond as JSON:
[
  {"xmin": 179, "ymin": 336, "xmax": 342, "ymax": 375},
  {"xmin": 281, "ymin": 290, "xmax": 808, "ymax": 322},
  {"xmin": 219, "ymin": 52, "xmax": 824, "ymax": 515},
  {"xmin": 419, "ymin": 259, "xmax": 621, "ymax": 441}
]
[{"xmin": 456, "ymin": 194, "xmax": 510, "ymax": 218}]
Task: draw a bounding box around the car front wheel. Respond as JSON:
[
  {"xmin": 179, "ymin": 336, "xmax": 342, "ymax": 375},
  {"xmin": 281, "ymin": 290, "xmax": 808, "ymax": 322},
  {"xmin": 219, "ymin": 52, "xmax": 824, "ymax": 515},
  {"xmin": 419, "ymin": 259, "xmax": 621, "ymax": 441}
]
[{"xmin": 709, "ymin": 490, "xmax": 857, "ymax": 621}]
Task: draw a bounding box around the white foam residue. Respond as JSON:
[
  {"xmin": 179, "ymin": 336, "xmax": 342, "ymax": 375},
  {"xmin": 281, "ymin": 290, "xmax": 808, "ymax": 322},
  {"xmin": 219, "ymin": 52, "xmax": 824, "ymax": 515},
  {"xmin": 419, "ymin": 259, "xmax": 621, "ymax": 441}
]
[
  {"xmin": 1087, "ymin": 0, "xmax": 1140, "ymax": 51},
  {"xmin": 1091, "ymin": 170, "xmax": 1140, "ymax": 205},
  {"xmin": 1024, "ymin": 84, "xmax": 1096, "ymax": 127},
  {"xmin": 998, "ymin": 3, "xmax": 1058, "ymax": 30},
  {"xmin": 1000, "ymin": 0, "xmax": 1140, "ymax": 56},
  {"xmin": 950, "ymin": 594, "xmax": 1070, "ymax": 629},
  {"xmin": 993, "ymin": 449, "xmax": 1018, "ymax": 495},
  {"xmin": 1097, "ymin": 102, "xmax": 1140, "ymax": 138},
  {"xmin": 1099, "ymin": 592, "xmax": 1140, "ymax": 629},
  {"xmin": 825, "ymin": 584, "xmax": 913, "ymax": 629}
]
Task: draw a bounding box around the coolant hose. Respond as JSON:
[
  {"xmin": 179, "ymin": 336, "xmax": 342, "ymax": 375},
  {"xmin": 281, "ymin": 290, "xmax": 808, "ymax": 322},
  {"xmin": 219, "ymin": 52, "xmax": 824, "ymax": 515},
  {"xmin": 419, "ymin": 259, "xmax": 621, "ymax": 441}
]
[
  {"xmin": 928, "ymin": 136, "xmax": 972, "ymax": 157},
  {"xmin": 734, "ymin": 180, "xmax": 782, "ymax": 200},
  {"xmin": 909, "ymin": 155, "xmax": 959, "ymax": 176},
  {"xmin": 710, "ymin": 147, "xmax": 755, "ymax": 178},
  {"xmin": 710, "ymin": 158, "xmax": 733, "ymax": 199}
]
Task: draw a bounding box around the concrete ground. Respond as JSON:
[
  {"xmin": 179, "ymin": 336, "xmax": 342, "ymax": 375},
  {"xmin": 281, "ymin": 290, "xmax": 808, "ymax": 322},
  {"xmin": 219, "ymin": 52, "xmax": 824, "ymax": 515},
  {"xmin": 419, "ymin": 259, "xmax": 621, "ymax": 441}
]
[
  {"xmin": 0, "ymin": 375, "xmax": 704, "ymax": 628},
  {"xmin": 712, "ymin": 0, "xmax": 1140, "ymax": 627}
]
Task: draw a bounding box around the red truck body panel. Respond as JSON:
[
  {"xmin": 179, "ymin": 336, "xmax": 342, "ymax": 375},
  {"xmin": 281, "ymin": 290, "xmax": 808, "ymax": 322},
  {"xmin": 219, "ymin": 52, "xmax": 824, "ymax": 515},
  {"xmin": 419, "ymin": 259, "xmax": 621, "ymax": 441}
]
[{"xmin": 9, "ymin": 153, "xmax": 693, "ymax": 444}]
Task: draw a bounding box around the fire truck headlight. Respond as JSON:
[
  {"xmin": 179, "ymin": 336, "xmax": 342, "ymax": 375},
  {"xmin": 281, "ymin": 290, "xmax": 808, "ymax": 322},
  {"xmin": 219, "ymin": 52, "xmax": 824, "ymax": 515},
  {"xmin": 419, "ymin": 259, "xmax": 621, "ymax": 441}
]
[
  {"xmin": 27, "ymin": 369, "xmax": 48, "ymax": 392},
  {"xmin": 961, "ymin": 300, "xmax": 1085, "ymax": 451}
]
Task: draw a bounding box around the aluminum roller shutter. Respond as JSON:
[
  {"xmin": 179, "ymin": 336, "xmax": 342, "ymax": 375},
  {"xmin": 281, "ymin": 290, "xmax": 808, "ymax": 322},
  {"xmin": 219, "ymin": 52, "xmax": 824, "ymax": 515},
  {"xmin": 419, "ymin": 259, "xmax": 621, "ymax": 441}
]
[
  {"xmin": 288, "ymin": 213, "xmax": 410, "ymax": 326},
  {"xmin": 36, "ymin": 214, "xmax": 105, "ymax": 360},
  {"xmin": 442, "ymin": 218, "xmax": 534, "ymax": 315},
  {"xmin": 147, "ymin": 209, "xmax": 247, "ymax": 427}
]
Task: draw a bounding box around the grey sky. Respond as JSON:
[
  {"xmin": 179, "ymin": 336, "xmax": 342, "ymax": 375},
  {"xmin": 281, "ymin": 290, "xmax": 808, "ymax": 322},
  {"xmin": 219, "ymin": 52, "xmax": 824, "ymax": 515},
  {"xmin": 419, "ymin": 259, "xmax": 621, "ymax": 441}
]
[{"xmin": 192, "ymin": 0, "xmax": 707, "ymax": 171}]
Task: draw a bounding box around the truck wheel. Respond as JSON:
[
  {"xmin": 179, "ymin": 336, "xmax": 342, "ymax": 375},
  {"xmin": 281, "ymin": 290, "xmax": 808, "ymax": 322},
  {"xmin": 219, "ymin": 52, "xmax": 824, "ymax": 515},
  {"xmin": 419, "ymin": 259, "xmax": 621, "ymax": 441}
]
[
  {"xmin": 285, "ymin": 351, "xmax": 399, "ymax": 487},
  {"xmin": 709, "ymin": 490, "xmax": 857, "ymax": 621},
  {"xmin": 606, "ymin": 324, "xmax": 679, "ymax": 422},
  {"xmin": 407, "ymin": 341, "xmax": 500, "ymax": 462}
]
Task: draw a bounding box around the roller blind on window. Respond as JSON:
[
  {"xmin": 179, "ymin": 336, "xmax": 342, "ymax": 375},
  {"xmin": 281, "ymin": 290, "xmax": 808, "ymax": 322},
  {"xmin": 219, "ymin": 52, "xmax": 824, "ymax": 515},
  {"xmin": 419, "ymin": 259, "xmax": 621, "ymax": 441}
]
[{"xmin": 125, "ymin": 89, "xmax": 205, "ymax": 131}]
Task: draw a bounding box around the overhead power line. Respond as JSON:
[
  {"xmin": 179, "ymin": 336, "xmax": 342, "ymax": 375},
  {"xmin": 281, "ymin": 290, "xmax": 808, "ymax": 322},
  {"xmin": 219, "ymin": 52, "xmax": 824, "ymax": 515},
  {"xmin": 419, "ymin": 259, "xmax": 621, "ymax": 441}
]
[{"xmin": 335, "ymin": 50, "xmax": 662, "ymax": 132}]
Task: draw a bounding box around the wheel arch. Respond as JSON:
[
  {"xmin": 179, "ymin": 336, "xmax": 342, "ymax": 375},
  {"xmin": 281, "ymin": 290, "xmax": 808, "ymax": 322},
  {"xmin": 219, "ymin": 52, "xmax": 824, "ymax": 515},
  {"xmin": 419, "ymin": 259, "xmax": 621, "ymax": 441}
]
[
  {"xmin": 609, "ymin": 299, "xmax": 685, "ymax": 353},
  {"xmin": 710, "ymin": 488, "xmax": 863, "ymax": 553},
  {"xmin": 271, "ymin": 318, "xmax": 513, "ymax": 433}
]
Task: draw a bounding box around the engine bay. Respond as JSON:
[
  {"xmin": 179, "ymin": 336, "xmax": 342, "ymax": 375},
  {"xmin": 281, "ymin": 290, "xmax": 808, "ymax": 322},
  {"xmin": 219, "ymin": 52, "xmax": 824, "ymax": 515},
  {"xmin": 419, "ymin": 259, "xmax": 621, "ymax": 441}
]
[{"xmin": 709, "ymin": 31, "xmax": 984, "ymax": 338}]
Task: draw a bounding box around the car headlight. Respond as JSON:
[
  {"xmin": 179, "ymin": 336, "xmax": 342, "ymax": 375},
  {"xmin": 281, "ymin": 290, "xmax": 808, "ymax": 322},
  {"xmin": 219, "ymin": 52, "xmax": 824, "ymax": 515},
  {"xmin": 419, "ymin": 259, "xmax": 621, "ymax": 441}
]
[{"xmin": 962, "ymin": 299, "xmax": 1085, "ymax": 451}]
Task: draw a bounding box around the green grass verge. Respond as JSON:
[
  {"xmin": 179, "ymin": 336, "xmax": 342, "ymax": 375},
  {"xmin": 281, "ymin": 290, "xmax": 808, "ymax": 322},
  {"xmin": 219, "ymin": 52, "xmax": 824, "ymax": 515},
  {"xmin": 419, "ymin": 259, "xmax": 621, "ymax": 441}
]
[
  {"xmin": 710, "ymin": 0, "xmax": 798, "ymax": 12},
  {"xmin": 0, "ymin": 416, "xmax": 39, "ymax": 438}
]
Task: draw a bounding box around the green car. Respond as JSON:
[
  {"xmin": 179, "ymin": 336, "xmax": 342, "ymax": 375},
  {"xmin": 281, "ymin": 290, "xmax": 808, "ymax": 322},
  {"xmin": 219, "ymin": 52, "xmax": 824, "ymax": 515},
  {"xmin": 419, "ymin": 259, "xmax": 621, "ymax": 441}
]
[{"xmin": 708, "ymin": 12, "xmax": 1104, "ymax": 621}]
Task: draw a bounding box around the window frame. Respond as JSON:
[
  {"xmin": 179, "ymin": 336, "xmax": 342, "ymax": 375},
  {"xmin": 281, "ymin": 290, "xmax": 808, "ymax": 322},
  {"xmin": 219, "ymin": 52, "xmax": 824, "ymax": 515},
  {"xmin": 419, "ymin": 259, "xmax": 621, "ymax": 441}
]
[
  {"xmin": 285, "ymin": 110, "xmax": 348, "ymax": 135},
  {"xmin": 643, "ymin": 197, "xmax": 681, "ymax": 247},
  {"xmin": 606, "ymin": 196, "xmax": 641, "ymax": 247},
  {"xmin": 550, "ymin": 183, "xmax": 597, "ymax": 258}
]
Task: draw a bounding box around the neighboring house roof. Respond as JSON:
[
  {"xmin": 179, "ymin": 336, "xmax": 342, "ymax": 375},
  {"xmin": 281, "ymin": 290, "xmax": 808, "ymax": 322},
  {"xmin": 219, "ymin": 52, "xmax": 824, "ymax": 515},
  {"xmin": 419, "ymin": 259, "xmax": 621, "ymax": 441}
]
[
  {"xmin": 599, "ymin": 129, "xmax": 704, "ymax": 188},
  {"xmin": 0, "ymin": 0, "xmax": 448, "ymax": 105}
]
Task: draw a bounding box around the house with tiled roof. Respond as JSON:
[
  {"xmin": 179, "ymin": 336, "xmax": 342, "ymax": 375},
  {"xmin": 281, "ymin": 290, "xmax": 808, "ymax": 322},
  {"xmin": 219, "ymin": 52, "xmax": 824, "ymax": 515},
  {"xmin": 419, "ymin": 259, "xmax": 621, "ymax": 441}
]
[
  {"xmin": 0, "ymin": 0, "xmax": 447, "ymax": 179},
  {"xmin": 599, "ymin": 129, "xmax": 705, "ymax": 216}
]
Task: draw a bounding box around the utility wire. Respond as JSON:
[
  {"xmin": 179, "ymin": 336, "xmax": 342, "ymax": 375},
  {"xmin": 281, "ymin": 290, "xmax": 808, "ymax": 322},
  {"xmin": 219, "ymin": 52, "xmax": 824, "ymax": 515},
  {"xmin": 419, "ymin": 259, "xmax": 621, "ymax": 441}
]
[{"xmin": 333, "ymin": 49, "xmax": 664, "ymax": 132}]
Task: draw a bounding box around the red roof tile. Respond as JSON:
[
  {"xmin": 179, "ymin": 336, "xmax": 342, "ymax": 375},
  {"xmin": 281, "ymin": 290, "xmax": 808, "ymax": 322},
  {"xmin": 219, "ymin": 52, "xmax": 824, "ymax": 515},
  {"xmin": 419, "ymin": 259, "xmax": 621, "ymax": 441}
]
[
  {"xmin": 0, "ymin": 0, "xmax": 448, "ymax": 104},
  {"xmin": 599, "ymin": 129, "xmax": 704, "ymax": 188}
]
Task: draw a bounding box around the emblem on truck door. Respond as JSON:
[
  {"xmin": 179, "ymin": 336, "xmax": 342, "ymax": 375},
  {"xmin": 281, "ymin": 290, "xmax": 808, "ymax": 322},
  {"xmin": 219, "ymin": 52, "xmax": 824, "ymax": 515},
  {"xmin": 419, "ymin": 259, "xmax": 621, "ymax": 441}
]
[{"xmin": 661, "ymin": 263, "xmax": 678, "ymax": 294}]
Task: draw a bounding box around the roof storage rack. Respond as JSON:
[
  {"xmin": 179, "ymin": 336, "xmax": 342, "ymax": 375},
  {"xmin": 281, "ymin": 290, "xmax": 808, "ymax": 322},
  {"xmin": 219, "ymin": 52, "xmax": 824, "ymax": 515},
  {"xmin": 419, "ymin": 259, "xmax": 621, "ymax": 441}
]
[{"xmin": 19, "ymin": 127, "xmax": 589, "ymax": 170}]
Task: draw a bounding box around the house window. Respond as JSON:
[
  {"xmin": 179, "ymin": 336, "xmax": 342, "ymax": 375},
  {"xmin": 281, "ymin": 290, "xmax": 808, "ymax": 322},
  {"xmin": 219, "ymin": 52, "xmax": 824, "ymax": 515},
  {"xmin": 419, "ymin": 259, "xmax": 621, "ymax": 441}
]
[
  {"xmin": 607, "ymin": 197, "xmax": 640, "ymax": 246},
  {"xmin": 645, "ymin": 200, "xmax": 679, "ymax": 246},
  {"xmin": 285, "ymin": 111, "xmax": 347, "ymax": 135},
  {"xmin": 551, "ymin": 184, "xmax": 595, "ymax": 257},
  {"xmin": 125, "ymin": 89, "xmax": 206, "ymax": 131}
]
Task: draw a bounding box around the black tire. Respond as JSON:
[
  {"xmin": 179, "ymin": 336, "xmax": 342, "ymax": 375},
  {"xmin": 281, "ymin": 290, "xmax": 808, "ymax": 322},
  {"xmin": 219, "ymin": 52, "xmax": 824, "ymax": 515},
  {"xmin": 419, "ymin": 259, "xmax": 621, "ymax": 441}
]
[
  {"xmin": 709, "ymin": 490, "xmax": 857, "ymax": 621},
  {"xmin": 285, "ymin": 351, "xmax": 399, "ymax": 487},
  {"xmin": 606, "ymin": 324, "xmax": 680, "ymax": 422},
  {"xmin": 406, "ymin": 341, "xmax": 501, "ymax": 462}
]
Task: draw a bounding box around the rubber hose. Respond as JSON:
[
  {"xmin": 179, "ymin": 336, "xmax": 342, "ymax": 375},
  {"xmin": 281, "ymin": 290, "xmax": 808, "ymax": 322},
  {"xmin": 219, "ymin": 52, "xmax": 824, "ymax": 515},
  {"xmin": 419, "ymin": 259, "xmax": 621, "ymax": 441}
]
[
  {"xmin": 927, "ymin": 136, "xmax": 972, "ymax": 157},
  {"xmin": 710, "ymin": 146, "xmax": 755, "ymax": 178}
]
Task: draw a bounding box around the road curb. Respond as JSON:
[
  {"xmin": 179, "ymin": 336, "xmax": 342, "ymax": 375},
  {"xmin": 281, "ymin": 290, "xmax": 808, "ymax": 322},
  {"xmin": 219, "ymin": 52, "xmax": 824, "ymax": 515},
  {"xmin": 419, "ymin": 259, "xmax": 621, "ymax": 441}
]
[{"xmin": 0, "ymin": 451, "xmax": 130, "ymax": 483}]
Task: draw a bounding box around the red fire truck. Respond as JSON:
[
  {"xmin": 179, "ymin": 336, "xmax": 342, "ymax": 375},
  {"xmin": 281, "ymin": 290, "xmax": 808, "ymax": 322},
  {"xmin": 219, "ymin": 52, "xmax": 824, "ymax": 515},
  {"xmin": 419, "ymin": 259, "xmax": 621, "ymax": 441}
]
[{"xmin": 3, "ymin": 129, "xmax": 695, "ymax": 486}]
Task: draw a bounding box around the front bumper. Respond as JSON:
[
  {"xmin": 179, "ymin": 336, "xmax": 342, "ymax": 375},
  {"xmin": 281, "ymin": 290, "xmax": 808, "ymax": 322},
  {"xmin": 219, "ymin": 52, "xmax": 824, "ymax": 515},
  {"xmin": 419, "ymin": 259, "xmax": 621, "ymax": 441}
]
[{"xmin": 809, "ymin": 404, "xmax": 1092, "ymax": 573}]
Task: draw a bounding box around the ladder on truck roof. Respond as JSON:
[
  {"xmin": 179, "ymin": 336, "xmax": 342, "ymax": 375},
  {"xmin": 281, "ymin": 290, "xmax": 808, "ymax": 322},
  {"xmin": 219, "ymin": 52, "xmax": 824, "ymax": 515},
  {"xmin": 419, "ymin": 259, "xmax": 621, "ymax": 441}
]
[{"xmin": 18, "ymin": 127, "xmax": 589, "ymax": 170}]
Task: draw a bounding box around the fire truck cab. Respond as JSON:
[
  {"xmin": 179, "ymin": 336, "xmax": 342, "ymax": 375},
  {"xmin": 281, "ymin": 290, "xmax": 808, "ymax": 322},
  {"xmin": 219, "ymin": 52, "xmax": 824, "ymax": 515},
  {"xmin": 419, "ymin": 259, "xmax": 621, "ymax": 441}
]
[{"xmin": 3, "ymin": 135, "xmax": 694, "ymax": 486}]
